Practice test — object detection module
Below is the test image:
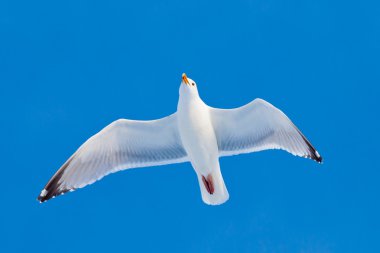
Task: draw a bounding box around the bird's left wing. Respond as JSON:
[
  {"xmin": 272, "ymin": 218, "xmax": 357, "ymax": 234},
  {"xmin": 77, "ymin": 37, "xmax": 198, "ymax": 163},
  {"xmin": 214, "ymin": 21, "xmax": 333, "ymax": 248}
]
[
  {"xmin": 209, "ymin": 99, "xmax": 322, "ymax": 162},
  {"xmin": 38, "ymin": 113, "xmax": 188, "ymax": 202}
]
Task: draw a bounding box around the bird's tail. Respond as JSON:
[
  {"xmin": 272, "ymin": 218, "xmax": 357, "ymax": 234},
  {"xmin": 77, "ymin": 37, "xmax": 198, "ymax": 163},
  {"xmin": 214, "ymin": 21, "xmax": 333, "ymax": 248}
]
[{"xmin": 197, "ymin": 168, "xmax": 229, "ymax": 205}]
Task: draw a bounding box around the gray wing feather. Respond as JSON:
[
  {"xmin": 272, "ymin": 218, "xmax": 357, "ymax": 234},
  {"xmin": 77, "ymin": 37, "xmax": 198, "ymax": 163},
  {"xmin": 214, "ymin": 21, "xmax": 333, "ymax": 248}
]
[
  {"xmin": 38, "ymin": 113, "xmax": 187, "ymax": 202},
  {"xmin": 210, "ymin": 99, "xmax": 322, "ymax": 162}
]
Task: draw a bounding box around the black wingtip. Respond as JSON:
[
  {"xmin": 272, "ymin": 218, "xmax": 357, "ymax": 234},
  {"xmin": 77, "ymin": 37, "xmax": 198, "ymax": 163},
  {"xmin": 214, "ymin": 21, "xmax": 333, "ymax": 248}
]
[
  {"xmin": 306, "ymin": 143, "xmax": 323, "ymax": 164},
  {"xmin": 317, "ymin": 154, "xmax": 323, "ymax": 163},
  {"xmin": 304, "ymin": 138, "xmax": 322, "ymax": 164},
  {"xmin": 37, "ymin": 193, "xmax": 46, "ymax": 203},
  {"xmin": 297, "ymin": 131, "xmax": 323, "ymax": 164},
  {"xmin": 311, "ymin": 150, "xmax": 323, "ymax": 164},
  {"xmin": 37, "ymin": 187, "xmax": 70, "ymax": 203},
  {"xmin": 37, "ymin": 157, "xmax": 74, "ymax": 203}
]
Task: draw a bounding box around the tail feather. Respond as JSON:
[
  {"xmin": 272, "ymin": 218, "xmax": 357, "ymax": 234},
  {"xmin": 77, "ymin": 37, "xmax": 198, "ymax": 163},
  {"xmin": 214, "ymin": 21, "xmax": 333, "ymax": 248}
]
[{"xmin": 197, "ymin": 169, "xmax": 229, "ymax": 205}]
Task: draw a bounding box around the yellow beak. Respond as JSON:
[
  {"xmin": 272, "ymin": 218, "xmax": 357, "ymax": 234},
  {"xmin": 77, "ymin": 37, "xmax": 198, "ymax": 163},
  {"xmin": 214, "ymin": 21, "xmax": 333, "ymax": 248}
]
[{"xmin": 182, "ymin": 73, "xmax": 190, "ymax": 86}]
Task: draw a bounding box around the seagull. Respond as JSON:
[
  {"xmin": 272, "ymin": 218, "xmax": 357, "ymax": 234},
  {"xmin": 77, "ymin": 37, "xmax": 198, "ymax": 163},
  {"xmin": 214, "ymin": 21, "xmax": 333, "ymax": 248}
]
[{"xmin": 38, "ymin": 73, "xmax": 322, "ymax": 205}]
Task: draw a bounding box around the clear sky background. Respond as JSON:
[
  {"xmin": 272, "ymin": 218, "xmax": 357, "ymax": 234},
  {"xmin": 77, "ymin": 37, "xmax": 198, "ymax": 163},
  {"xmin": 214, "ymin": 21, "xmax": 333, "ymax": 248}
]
[{"xmin": 1, "ymin": 0, "xmax": 379, "ymax": 252}]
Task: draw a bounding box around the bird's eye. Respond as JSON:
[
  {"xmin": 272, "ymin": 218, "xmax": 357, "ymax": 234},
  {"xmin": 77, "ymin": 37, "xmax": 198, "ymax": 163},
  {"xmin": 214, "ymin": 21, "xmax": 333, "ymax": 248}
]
[{"xmin": 192, "ymin": 83, "xmax": 195, "ymax": 86}]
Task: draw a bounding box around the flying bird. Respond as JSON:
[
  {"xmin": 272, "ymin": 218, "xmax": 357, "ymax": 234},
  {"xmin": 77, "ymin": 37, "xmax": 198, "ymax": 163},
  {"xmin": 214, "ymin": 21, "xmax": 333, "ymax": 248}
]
[{"xmin": 38, "ymin": 73, "xmax": 322, "ymax": 205}]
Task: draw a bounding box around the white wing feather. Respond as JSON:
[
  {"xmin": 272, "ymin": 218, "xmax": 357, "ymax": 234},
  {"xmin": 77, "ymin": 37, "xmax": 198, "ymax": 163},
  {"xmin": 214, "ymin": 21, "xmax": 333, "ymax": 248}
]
[
  {"xmin": 210, "ymin": 99, "xmax": 322, "ymax": 162},
  {"xmin": 38, "ymin": 113, "xmax": 187, "ymax": 202}
]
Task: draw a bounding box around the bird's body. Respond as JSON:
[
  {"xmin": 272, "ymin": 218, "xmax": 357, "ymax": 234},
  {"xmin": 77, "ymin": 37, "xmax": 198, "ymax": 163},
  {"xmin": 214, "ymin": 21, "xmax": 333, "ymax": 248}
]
[
  {"xmin": 178, "ymin": 87, "xmax": 217, "ymax": 177},
  {"xmin": 177, "ymin": 84, "xmax": 229, "ymax": 204},
  {"xmin": 38, "ymin": 73, "xmax": 322, "ymax": 205}
]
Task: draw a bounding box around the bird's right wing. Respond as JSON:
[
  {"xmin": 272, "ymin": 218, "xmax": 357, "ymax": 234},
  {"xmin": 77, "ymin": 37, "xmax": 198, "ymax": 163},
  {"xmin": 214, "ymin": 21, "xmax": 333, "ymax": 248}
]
[
  {"xmin": 38, "ymin": 113, "xmax": 188, "ymax": 202},
  {"xmin": 210, "ymin": 99, "xmax": 322, "ymax": 162}
]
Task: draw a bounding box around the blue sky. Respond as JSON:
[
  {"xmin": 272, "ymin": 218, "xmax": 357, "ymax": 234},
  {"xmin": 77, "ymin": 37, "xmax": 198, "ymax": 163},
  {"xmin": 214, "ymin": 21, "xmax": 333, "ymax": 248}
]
[{"xmin": 1, "ymin": 0, "xmax": 379, "ymax": 252}]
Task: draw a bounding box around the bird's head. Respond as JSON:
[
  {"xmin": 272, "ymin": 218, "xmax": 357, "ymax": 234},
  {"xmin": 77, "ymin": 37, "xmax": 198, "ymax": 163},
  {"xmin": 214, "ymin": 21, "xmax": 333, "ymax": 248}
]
[{"xmin": 179, "ymin": 73, "xmax": 199, "ymax": 97}]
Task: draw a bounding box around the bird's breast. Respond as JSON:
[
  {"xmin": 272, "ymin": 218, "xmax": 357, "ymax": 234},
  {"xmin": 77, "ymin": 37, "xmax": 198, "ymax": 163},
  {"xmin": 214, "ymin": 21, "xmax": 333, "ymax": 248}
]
[{"xmin": 177, "ymin": 99, "xmax": 219, "ymax": 174}]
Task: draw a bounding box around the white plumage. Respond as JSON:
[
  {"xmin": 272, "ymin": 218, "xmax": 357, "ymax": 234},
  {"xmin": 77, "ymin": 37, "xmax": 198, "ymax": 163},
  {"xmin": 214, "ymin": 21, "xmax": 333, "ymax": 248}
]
[{"xmin": 38, "ymin": 73, "xmax": 322, "ymax": 205}]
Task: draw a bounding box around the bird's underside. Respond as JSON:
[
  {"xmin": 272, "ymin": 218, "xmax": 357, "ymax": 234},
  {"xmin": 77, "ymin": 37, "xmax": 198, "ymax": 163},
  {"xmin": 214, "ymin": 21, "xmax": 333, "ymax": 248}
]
[
  {"xmin": 202, "ymin": 175, "xmax": 214, "ymax": 195},
  {"xmin": 38, "ymin": 97, "xmax": 322, "ymax": 205}
]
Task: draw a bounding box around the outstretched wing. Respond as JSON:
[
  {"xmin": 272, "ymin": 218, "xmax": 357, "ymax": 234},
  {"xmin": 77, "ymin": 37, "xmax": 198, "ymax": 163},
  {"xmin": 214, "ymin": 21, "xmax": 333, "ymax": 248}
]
[
  {"xmin": 210, "ymin": 99, "xmax": 322, "ymax": 162},
  {"xmin": 38, "ymin": 113, "xmax": 188, "ymax": 202}
]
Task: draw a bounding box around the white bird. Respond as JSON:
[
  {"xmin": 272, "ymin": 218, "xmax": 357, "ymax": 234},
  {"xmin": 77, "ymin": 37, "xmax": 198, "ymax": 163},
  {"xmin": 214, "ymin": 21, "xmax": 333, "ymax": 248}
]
[{"xmin": 38, "ymin": 73, "xmax": 322, "ymax": 205}]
